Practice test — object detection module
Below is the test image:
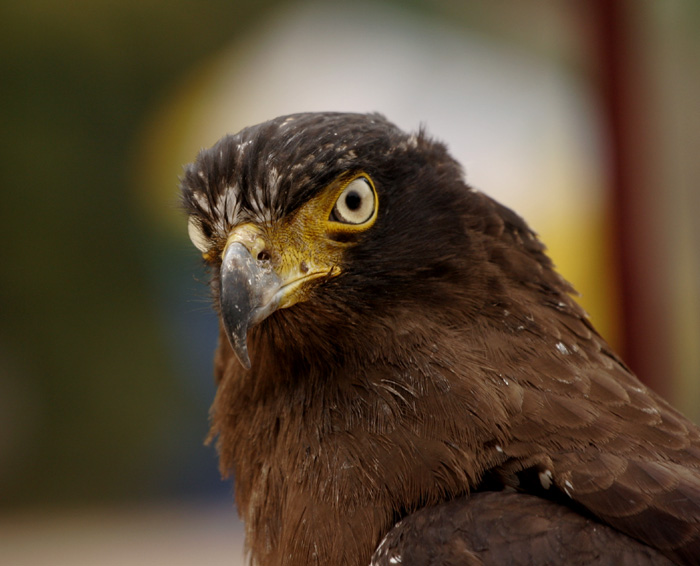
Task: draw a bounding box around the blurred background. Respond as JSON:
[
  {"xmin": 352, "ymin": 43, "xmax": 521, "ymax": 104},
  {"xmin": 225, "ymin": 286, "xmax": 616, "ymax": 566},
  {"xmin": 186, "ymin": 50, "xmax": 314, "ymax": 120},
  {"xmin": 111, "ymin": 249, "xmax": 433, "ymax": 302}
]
[{"xmin": 1, "ymin": 0, "xmax": 699, "ymax": 564}]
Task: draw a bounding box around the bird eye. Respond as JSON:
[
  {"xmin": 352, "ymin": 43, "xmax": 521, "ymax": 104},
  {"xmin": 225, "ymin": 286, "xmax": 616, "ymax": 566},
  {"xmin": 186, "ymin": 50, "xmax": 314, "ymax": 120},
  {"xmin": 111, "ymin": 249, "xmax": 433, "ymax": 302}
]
[
  {"xmin": 330, "ymin": 177, "xmax": 376, "ymax": 225},
  {"xmin": 188, "ymin": 216, "xmax": 210, "ymax": 253}
]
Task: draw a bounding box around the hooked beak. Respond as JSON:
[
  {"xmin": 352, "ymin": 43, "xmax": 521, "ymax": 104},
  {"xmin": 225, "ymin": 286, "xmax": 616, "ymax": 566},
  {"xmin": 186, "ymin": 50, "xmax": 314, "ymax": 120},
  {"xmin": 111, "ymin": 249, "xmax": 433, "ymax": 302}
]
[
  {"xmin": 219, "ymin": 241, "xmax": 282, "ymax": 369},
  {"xmin": 218, "ymin": 223, "xmax": 340, "ymax": 369}
]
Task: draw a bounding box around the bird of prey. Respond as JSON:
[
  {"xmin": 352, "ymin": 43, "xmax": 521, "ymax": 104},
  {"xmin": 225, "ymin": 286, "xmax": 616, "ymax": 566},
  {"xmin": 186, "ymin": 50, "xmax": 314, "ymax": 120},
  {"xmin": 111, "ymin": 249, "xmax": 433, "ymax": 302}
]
[{"xmin": 181, "ymin": 112, "xmax": 700, "ymax": 566}]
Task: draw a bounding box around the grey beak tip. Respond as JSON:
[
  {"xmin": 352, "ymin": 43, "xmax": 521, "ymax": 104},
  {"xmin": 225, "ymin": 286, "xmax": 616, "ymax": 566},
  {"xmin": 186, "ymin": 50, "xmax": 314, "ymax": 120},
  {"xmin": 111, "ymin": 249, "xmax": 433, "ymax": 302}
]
[
  {"xmin": 235, "ymin": 345, "xmax": 252, "ymax": 370},
  {"xmin": 226, "ymin": 318, "xmax": 253, "ymax": 370}
]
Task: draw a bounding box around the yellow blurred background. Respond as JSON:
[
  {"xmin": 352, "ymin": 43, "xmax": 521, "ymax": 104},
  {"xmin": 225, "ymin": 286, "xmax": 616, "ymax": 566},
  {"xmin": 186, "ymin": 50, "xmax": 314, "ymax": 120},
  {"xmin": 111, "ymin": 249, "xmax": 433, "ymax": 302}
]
[{"xmin": 1, "ymin": 1, "xmax": 699, "ymax": 563}]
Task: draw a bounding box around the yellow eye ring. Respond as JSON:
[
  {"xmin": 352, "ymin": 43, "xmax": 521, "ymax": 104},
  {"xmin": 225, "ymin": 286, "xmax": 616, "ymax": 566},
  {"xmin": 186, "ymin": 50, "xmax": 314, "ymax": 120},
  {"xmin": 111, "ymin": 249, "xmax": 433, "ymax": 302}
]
[{"xmin": 328, "ymin": 174, "xmax": 378, "ymax": 230}]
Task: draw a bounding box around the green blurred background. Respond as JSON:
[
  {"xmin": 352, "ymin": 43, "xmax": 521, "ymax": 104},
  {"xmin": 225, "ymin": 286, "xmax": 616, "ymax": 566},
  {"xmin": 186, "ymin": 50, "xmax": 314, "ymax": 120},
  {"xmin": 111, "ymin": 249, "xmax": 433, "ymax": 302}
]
[
  {"xmin": 1, "ymin": 0, "xmax": 699, "ymax": 562},
  {"xmin": 1, "ymin": 0, "xmax": 266, "ymax": 509}
]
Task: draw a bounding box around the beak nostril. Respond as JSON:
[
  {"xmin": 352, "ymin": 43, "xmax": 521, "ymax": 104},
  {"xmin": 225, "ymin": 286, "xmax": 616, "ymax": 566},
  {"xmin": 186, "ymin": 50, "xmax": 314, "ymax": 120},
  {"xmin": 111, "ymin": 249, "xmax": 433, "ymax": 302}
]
[
  {"xmin": 300, "ymin": 261, "xmax": 309, "ymax": 274},
  {"xmin": 257, "ymin": 250, "xmax": 271, "ymax": 262}
]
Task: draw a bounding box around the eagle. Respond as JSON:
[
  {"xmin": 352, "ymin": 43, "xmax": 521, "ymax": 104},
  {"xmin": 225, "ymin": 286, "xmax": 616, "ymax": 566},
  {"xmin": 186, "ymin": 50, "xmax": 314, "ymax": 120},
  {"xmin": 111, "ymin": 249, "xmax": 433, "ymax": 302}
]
[{"xmin": 180, "ymin": 112, "xmax": 700, "ymax": 566}]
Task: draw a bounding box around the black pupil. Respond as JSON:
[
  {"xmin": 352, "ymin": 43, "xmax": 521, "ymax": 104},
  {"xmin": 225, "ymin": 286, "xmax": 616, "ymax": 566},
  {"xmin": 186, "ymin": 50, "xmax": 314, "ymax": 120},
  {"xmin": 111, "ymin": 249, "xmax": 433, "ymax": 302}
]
[{"xmin": 345, "ymin": 190, "xmax": 362, "ymax": 211}]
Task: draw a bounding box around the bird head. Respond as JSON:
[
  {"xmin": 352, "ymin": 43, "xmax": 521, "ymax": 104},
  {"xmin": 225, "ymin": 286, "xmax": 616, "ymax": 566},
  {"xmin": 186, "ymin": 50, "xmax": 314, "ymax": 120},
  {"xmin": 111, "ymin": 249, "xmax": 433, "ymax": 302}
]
[{"xmin": 181, "ymin": 112, "xmax": 550, "ymax": 369}]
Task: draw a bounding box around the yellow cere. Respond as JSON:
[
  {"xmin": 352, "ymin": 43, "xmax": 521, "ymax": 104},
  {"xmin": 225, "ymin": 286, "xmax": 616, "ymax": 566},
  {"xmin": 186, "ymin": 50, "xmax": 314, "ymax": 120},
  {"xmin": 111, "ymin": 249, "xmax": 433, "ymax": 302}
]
[{"xmin": 222, "ymin": 172, "xmax": 378, "ymax": 309}]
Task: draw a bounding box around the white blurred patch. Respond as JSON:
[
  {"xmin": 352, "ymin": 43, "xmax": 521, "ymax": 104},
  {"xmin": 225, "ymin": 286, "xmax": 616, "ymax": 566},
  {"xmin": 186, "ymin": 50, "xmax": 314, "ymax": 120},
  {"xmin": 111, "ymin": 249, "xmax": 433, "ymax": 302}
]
[
  {"xmin": 186, "ymin": 0, "xmax": 604, "ymax": 229},
  {"xmin": 539, "ymin": 469, "xmax": 553, "ymax": 490}
]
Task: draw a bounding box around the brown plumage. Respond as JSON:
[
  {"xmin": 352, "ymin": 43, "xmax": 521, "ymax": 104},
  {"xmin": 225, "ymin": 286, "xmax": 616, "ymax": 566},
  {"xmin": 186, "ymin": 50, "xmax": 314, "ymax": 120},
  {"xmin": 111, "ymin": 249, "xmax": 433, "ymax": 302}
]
[
  {"xmin": 371, "ymin": 492, "xmax": 676, "ymax": 565},
  {"xmin": 181, "ymin": 112, "xmax": 700, "ymax": 566}
]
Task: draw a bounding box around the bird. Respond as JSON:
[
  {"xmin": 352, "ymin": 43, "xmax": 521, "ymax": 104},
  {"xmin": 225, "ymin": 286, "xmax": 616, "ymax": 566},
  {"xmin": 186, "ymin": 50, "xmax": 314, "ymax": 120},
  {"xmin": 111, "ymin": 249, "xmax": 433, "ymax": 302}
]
[{"xmin": 180, "ymin": 112, "xmax": 700, "ymax": 566}]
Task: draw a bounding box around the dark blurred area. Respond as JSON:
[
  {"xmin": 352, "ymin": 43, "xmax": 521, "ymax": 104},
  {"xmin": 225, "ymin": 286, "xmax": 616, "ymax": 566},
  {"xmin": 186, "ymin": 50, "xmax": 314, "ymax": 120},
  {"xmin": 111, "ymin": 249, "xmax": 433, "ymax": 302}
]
[{"xmin": 1, "ymin": 0, "xmax": 699, "ymax": 562}]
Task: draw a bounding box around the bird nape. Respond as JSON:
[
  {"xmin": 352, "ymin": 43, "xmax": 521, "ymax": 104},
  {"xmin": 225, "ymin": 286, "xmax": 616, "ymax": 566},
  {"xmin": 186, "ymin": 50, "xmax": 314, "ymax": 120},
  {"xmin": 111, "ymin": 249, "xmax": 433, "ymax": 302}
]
[{"xmin": 181, "ymin": 112, "xmax": 700, "ymax": 566}]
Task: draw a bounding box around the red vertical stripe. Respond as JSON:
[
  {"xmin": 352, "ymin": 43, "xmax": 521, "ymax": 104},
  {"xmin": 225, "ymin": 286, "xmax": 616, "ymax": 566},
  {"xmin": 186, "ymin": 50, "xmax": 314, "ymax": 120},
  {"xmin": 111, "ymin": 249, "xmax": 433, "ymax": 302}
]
[{"xmin": 590, "ymin": 0, "xmax": 670, "ymax": 396}]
